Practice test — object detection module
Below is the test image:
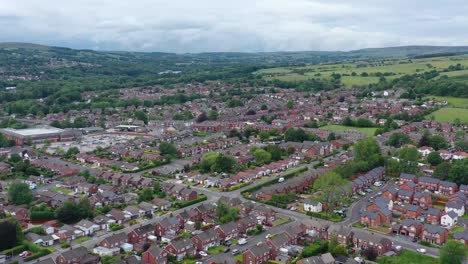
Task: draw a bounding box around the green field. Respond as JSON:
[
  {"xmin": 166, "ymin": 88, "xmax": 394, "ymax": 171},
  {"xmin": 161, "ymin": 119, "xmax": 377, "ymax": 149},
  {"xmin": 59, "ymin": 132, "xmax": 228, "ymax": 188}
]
[
  {"xmin": 377, "ymin": 250, "xmax": 438, "ymax": 264},
  {"xmin": 426, "ymin": 108, "xmax": 468, "ymax": 124},
  {"xmin": 320, "ymin": 125, "xmax": 378, "ymax": 136},
  {"xmin": 258, "ymin": 55, "xmax": 468, "ymax": 87},
  {"xmin": 424, "ymin": 96, "xmax": 468, "ymax": 108}
]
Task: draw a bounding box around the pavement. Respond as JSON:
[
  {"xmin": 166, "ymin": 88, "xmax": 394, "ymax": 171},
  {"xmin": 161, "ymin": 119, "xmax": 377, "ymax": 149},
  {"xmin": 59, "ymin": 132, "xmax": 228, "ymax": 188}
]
[{"xmin": 25, "ymin": 152, "xmax": 440, "ymax": 263}]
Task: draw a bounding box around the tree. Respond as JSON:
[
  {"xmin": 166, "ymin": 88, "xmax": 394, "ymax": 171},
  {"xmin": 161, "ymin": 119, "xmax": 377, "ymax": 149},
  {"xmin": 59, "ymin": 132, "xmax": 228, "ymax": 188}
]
[
  {"xmin": 212, "ymin": 154, "xmax": 237, "ymax": 173},
  {"xmin": 440, "ymin": 240, "xmax": 467, "ymax": 264},
  {"xmin": 138, "ymin": 188, "xmax": 154, "ymax": 203},
  {"xmin": 252, "ymin": 148, "xmax": 272, "ymax": 165},
  {"xmin": 65, "ymin": 146, "xmax": 80, "ymax": 158},
  {"xmin": 55, "ymin": 202, "xmax": 84, "ymax": 224},
  {"xmin": 354, "ymin": 138, "xmax": 382, "ymax": 169},
  {"xmin": 427, "ymin": 152, "xmax": 442, "ymax": 166},
  {"xmin": 313, "ymin": 171, "xmax": 349, "ymax": 215},
  {"xmin": 433, "ymin": 162, "xmax": 451, "ymax": 181},
  {"xmin": 387, "ymin": 132, "xmax": 412, "ymax": 148},
  {"xmin": 286, "ymin": 100, "xmax": 295, "ymax": 109},
  {"xmin": 216, "ymin": 202, "xmax": 239, "ymax": 224},
  {"xmin": 327, "ymin": 132, "xmax": 336, "ymax": 141},
  {"xmin": 134, "ymin": 110, "xmax": 148, "ymax": 124},
  {"xmin": 362, "ymin": 246, "xmax": 378, "ymax": 261},
  {"xmin": 418, "ymin": 130, "xmax": 430, "ymax": 147},
  {"xmin": 399, "ymin": 146, "xmax": 420, "ymax": 162},
  {"xmin": 195, "ymin": 112, "xmax": 208, "ymax": 123},
  {"xmin": 0, "ymin": 219, "xmax": 23, "ymax": 250},
  {"xmin": 427, "ymin": 135, "xmax": 448, "ymax": 150},
  {"xmin": 159, "ymin": 142, "xmax": 177, "ymax": 157},
  {"xmin": 449, "ymin": 159, "xmax": 468, "ymax": 185},
  {"xmin": 259, "ymin": 131, "xmax": 269, "ymax": 141},
  {"xmin": 8, "ymin": 182, "xmax": 33, "ymax": 205},
  {"xmin": 208, "ymin": 110, "xmax": 219, "ymax": 120}
]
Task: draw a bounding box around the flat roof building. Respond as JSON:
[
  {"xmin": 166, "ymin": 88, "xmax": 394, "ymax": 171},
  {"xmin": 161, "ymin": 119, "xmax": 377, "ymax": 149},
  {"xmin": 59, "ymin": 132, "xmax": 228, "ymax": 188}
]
[{"xmin": 0, "ymin": 125, "xmax": 79, "ymax": 145}]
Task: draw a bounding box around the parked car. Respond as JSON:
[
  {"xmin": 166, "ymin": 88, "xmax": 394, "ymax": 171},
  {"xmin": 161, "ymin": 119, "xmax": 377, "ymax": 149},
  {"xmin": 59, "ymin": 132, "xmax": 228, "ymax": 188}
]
[
  {"xmin": 238, "ymin": 238, "xmax": 248, "ymax": 245},
  {"xmin": 224, "ymin": 240, "xmax": 232, "ymax": 246},
  {"xmin": 19, "ymin": 251, "xmax": 32, "ymax": 258},
  {"xmin": 199, "ymin": 251, "xmax": 208, "ymax": 257},
  {"xmin": 223, "ymin": 247, "xmax": 230, "ymax": 253},
  {"xmin": 231, "ymin": 249, "xmax": 240, "ymax": 255},
  {"xmin": 416, "ymin": 248, "xmax": 426, "ymax": 254}
]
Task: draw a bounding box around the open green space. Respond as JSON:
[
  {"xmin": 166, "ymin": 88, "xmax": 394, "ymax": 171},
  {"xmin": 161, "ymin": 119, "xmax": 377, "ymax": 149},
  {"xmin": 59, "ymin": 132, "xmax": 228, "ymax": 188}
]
[
  {"xmin": 320, "ymin": 125, "xmax": 378, "ymax": 136},
  {"xmin": 424, "ymin": 96, "xmax": 468, "ymax": 108},
  {"xmin": 258, "ymin": 55, "xmax": 468, "ymax": 87},
  {"xmin": 377, "ymin": 249, "xmax": 438, "ymax": 264},
  {"xmin": 272, "ymin": 214, "xmax": 291, "ymax": 226},
  {"xmin": 426, "ymin": 108, "xmax": 468, "ymax": 124},
  {"xmin": 207, "ymin": 245, "xmax": 226, "ymax": 255},
  {"xmin": 51, "ymin": 187, "xmax": 73, "ymax": 194}
]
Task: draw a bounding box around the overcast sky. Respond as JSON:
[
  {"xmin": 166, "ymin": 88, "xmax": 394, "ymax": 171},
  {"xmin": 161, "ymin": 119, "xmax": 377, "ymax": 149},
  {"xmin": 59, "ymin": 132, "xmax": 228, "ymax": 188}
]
[{"xmin": 1, "ymin": 0, "xmax": 467, "ymax": 53}]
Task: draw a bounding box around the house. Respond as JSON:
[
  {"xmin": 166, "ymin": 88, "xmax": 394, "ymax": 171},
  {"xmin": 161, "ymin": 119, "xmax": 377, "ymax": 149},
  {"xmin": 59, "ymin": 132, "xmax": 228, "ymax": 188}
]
[
  {"xmin": 445, "ymin": 200, "xmax": 465, "ymax": 217},
  {"xmin": 418, "ymin": 177, "xmax": 440, "ymax": 191},
  {"xmin": 266, "ymin": 232, "xmax": 293, "ymax": 252},
  {"xmin": 243, "ymin": 243, "xmax": 273, "ymax": 264},
  {"xmin": 75, "ymin": 219, "xmax": 100, "ymax": 236},
  {"xmin": 381, "ymin": 187, "xmax": 398, "ymax": 201},
  {"xmin": 25, "ymin": 233, "xmax": 56, "ymax": 247},
  {"xmin": 412, "ymin": 192, "xmax": 432, "ymax": 209},
  {"xmin": 55, "ymin": 246, "xmax": 99, "ymax": 264},
  {"xmin": 352, "ymin": 231, "xmax": 392, "ymax": 256},
  {"xmin": 405, "ymin": 205, "xmax": 422, "ymax": 220},
  {"xmin": 438, "ymin": 181, "xmax": 458, "ymax": 196},
  {"xmin": 303, "ymin": 199, "xmax": 322, "ymax": 213},
  {"xmin": 100, "ymin": 232, "xmax": 128, "ymax": 249},
  {"xmin": 360, "ymin": 210, "xmax": 388, "ymax": 227},
  {"xmin": 400, "ymin": 173, "xmax": 417, "ymax": 185},
  {"xmin": 418, "ymin": 146, "xmax": 434, "ymax": 157},
  {"xmin": 215, "ymin": 222, "xmax": 238, "ymax": 241},
  {"xmin": 192, "ymin": 228, "xmax": 220, "ymax": 251},
  {"xmin": 163, "ymin": 239, "xmax": 195, "ymax": 261},
  {"xmin": 106, "ymin": 208, "xmax": 128, "ymax": 224},
  {"xmin": 399, "ymin": 182, "xmax": 417, "ymax": 192},
  {"xmin": 441, "ymin": 211, "xmax": 458, "ymax": 227},
  {"xmin": 398, "ymin": 219, "xmax": 423, "ymax": 238},
  {"xmin": 397, "ymin": 189, "xmax": 414, "ymax": 204},
  {"xmin": 297, "ymin": 253, "xmax": 335, "ymax": 264},
  {"xmin": 237, "ymin": 216, "xmax": 258, "ymax": 233},
  {"xmin": 460, "ymin": 185, "xmax": 468, "ymax": 195},
  {"xmin": 152, "ymin": 198, "xmax": 172, "ymax": 211},
  {"xmin": 178, "ymin": 188, "xmax": 198, "ymax": 201},
  {"xmin": 93, "ymin": 215, "xmax": 113, "ymax": 231},
  {"xmin": 425, "ymin": 208, "xmax": 442, "ymax": 225},
  {"xmin": 453, "ymin": 230, "xmax": 468, "ymax": 245},
  {"xmin": 128, "ymin": 223, "xmax": 155, "ymax": 244},
  {"xmin": 142, "ymin": 245, "xmax": 167, "ymax": 264},
  {"xmin": 422, "ymin": 225, "xmax": 448, "ymax": 245},
  {"xmin": 155, "ymin": 217, "xmax": 182, "ymax": 238}
]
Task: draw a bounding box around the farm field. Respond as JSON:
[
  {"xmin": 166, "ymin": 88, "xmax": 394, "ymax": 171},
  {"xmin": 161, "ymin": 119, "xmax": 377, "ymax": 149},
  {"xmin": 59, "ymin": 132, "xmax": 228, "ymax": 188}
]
[
  {"xmin": 426, "ymin": 108, "xmax": 468, "ymax": 124},
  {"xmin": 320, "ymin": 125, "xmax": 378, "ymax": 136},
  {"xmin": 257, "ymin": 55, "xmax": 468, "ymax": 87},
  {"xmin": 424, "ymin": 96, "xmax": 468, "ymax": 108}
]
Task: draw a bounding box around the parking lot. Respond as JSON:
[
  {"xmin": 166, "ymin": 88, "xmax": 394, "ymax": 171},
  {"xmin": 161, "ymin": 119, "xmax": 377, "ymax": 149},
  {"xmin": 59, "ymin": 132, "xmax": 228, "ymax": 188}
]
[{"xmin": 38, "ymin": 133, "xmax": 137, "ymax": 153}]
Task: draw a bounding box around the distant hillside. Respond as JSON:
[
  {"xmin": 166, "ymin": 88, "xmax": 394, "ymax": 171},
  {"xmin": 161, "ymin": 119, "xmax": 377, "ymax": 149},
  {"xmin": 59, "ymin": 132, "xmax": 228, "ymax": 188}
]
[
  {"xmin": 348, "ymin": 45, "xmax": 468, "ymax": 59},
  {"xmin": 0, "ymin": 42, "xmax": 49, "ymax": 50}
]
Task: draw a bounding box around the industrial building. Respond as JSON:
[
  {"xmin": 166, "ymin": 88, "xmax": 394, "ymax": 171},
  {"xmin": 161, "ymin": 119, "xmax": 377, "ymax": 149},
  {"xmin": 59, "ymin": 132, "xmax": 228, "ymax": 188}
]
[{"xmin": 0, "ymin": 125, "xmax": 80, "ymax": 145}]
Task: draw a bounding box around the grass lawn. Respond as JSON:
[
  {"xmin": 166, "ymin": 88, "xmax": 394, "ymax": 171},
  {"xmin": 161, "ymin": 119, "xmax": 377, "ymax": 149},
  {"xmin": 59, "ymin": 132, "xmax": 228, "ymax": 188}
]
[
  {"xmin": 424, "ymin": 95, "xmax": 468, "ymax": 108},
  {"xmin": 377, "ymin": 249, "xmax": 438, "ymax": 264},
  {"xmin": 207, "ymin": 245, "xmax": 226, "ymax": 255},
  {"xmin": 234, "ymin": 254, "xmax": 243, "ymax": 263},
  {"xmin": 51, "ymin": 187, "xmax": 72, "ymax": 194},
  {"xmin": 320, "ymin": 124, "xmax": 378, "ymax": 136},
  {"xmin": 451, "ymin": 226, "xmax": 465, "ymax": 233},
  {"xmin": 461, "ymin": 213, "xmax": 468, "ymax": 220},
  {"xmin": 426, "ymin": 108, "xmax": 468, "ymax": 124},
  {"xmin": 272, "ymin": 214, "xmax": 291, "ymax": 226},
  {"xmin": 74, "ymin": 236, "xmax": 90, "ymax": 244}
]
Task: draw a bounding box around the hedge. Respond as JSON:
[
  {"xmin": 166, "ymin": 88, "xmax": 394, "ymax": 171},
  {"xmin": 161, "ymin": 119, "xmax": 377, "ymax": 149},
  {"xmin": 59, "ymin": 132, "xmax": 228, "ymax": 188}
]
[
  {"xmin": 30, "ymin": 210, "xmax": 55, "ymax": 221},
  {"xmin": 224, "ymin": 182, "xmax": 250, "ymax": 192},
  {"xmin": 174, "ymin": 194, "xmax": 208, "ymax": 208},
  {"xmin": 241, "ymin": 167, "xmax": 308, "ymax": 195},
  {"xmin": 24, "ymin": 249, "xmax": 52, "ymax": 262},
  {"xmin": 2, "ymin": 245, "xmax": 26, "ymax": 256}
]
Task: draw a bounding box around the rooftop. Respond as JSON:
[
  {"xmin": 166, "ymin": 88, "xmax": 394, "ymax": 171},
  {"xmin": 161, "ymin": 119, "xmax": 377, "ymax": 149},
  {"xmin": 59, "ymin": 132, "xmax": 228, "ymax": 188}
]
[{"xmin": 1, "ymin": 126, "xmax": 64, "ymax": 137}]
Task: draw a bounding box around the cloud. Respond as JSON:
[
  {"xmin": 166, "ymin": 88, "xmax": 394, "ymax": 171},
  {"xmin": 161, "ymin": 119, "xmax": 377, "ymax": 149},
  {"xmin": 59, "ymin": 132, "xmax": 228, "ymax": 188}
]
[{"xmin": 0, "ymin": 0, "xmax": 467, "ymax": 52}]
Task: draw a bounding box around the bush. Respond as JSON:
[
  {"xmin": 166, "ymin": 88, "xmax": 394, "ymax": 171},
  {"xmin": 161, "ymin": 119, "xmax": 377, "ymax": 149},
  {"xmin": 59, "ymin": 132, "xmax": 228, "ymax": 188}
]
[
  {"xmin": 225, "ymin": 182, "xmax": 250, "ymax": 191},
  {"xmin": 2, "ymin": 245, "xmax": 26, "ymax": 255},
  {"xmin": 420, "ymin": 241, "xmax": 432, "ymax": 247},
  {"xmin": 30, "ymin": 210, "xmax": 55, "ymax": 221},
  {"xmin": 24, "ymin": 249, "xmax": 51, "ymax": 261},
  {"xmin": 174, "ymin": 194, "xmax": 207, "ymax": 208},
  {"xmin": 60, "ymin": 242, "xmax": 70, "ymax": 249}
]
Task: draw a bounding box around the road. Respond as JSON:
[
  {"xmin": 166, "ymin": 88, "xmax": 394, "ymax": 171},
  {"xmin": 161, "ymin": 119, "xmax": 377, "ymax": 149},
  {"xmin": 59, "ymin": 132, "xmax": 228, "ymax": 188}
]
[{"xmin": 28, "ymin": 153, "xmax": 439, "ymax": 262}]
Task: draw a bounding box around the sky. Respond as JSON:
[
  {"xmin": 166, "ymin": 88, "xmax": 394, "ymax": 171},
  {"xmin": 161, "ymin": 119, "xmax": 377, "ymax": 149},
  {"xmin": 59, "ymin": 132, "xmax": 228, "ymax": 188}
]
[{"xmin": 1, "ymin": 0, "xmax": 467, "ymax": 53}]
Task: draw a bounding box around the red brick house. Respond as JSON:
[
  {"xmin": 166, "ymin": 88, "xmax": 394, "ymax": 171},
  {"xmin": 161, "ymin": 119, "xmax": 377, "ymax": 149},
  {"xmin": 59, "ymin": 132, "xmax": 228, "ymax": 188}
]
[
  {"xmin": 128, "ymin": 223, "xmax": 155, "ymax": 244},
  {"xmin": 412, "ymin": 192, "xmax": 432, "ymax": 209},
  {"xmin": 397, "ymin": 189, "xmax": 414, "ymax": 204},
  {"xmin": 381, "ymin": 187, "xmax": 398, "ymax": 201},
  {"xmin": 155, "ymin": 217, "xmax": 182, "ymax": 238},
  {"xmin": 55, "ymin": 247, "xmax": 99, "ymax": 264},
  {"xmin": 417, "ymin": 177, "xmax": 440, "ymax": 192},
  {"xmin": 422, "ymin": 225, "xmax": 448, "ymax": 245},
  {"xmin": 100, "ymin": 232, "xmax": 127, "ymax": 249},
  {"xmin": 405, "ymin": 205, "xmax": 422, "ymax": 220},
  {"xmin": 142, "ymin": 245, "xmax": 167, "ymax": 264},
  {"xmin": 352, "ymin": 231, "xmax": 392, "ymax": 256},
  {"xmin": 398, "ymin": 219, "xmax": 423, "ymax": 238},
  {"xmin": 400, "ymin": 173, "xmax": 417, "ymax": 185},
  {"xmin": 163, "ymin": 239, "xmax": 195, "ymax": 261},
  {"xmin": 438, "ymin": 181, "xmax": 458, "ymax": 196},
  {"xmin": 214, "ymin": 222, "xmax": 238, "ymax": 241},
  {"xmin": 237, "ymin": 216, "xmax": 258, "ymax": 234},
  {"xmin": 425, "ymin": 208, "xmax": 442, "ymax": 225},
  {"xmin": 360, "ymin": 210, "xmax": 389, "ymax": 227},
  {"xmin": 243, "ymin": 243, "xmax": 273, "ymax": 264},
  {"xmin": 191, "ymin": 228, "xmax": 220, "ymax": 251}
]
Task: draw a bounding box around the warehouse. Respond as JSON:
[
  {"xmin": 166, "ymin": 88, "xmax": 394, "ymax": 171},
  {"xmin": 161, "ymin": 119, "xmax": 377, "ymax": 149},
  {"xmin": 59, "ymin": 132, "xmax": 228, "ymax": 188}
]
[{"xmin": 0, "ymin": 125, "xmax": 80, "ymax": 145}]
